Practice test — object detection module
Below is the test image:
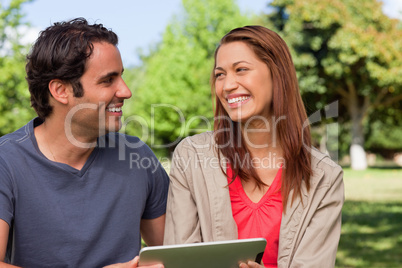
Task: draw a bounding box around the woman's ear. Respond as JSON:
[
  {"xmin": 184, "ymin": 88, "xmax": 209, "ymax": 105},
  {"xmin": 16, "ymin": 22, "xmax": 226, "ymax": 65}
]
[{"xmin": 48, "ymin": 79, "xmax": 70, "ymax": 105}]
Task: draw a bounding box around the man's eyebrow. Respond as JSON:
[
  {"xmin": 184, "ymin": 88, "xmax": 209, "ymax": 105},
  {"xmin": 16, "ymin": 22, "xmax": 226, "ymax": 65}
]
[{"xmin": 98, "ymin": 68, "xmax": 124, "ymax": 80}]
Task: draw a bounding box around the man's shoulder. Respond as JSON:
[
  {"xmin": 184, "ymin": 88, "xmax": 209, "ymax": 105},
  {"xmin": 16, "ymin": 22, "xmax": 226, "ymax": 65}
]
[{"xmin": 0, "ymin": 121, "xmax": 33, "ymax": 152}]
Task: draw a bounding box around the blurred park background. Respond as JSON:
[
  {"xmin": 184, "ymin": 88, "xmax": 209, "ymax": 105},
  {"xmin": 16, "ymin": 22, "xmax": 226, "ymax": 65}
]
[{"xmin": 1, "ymin": 0, "xmax": 401, "ymax": 266}]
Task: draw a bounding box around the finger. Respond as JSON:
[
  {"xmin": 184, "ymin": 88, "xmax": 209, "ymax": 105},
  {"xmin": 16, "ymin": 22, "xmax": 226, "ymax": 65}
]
[
  {"xmin": 130, "ymin": 256, "xmax": 139, "ymax": 267},
  {"xmin": 247, "ymin": 261, "xmax": 261, "ymax": 268},
  {"xmin": 239, "ymin": 262, "xmax": 249, "ymax": 268},
  {"xmin": 145, "ymin": 264, "xmax": 164, "ymax": 268},
  {"xmin": 135, "ymin": 257, "xmax": 164, "ymax": 268}
]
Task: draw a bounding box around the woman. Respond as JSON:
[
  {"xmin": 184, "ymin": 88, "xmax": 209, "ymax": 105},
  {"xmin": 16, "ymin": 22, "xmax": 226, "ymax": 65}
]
[{"xmin": 164, "ymin": 26, "xmax": 344, "ymax": 268}]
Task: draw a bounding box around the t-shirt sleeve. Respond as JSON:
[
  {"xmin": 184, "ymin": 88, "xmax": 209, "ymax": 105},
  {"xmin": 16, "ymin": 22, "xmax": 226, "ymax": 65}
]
[
  {"xmin": 0, "ymin": 157, "xmax": 15, "ymax": 226},
  {"xmin": 141, "ymin": 151, "xmax": 170, "ymax": 220}
]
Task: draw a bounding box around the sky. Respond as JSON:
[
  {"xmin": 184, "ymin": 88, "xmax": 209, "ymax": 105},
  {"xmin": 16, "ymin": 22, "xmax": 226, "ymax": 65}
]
[{"xmin": 19, "ymin": 0, "xmax": 402, "ymax": 67}]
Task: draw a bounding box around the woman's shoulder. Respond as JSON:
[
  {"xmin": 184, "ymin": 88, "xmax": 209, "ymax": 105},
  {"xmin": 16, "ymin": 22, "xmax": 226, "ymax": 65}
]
[
  {"xmin": 174, "ymin": 132, "xmax": 215, "ymax": 154},
  {"xmin": 310, "ymin": 147, "xmax": 340, "ymax": 169},
  {"xmin": 170, "ymin": 132, "xmax": 221, "ymax": 173},
  {"xmin": 310, "ymin": 147, "xmax": 343, "ymax": 184}
]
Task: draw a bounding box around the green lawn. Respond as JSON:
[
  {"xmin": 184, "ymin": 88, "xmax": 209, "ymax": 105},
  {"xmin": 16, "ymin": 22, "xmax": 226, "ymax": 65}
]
[{"xmin": 336, "ymin": 168, "xmax": 402, "ymax": 268}]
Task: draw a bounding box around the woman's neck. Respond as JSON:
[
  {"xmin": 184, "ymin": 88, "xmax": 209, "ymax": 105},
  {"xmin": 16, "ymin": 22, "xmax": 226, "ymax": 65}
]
[{"xmin": 240, "ymin": 118, "xmax": 282, "ymax": 157}]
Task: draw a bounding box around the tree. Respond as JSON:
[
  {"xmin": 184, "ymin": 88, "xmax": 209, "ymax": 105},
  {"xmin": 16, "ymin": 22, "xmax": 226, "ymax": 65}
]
[
  {"xmin": 0, "ymin": 0, "xmax": 35, "ymax": 136},
  {"xmin": 267, "ymin": 0, "xmax": 402, "ymax": 169},
  {"xmin": 124, "ymin": 0, "xmax": 251, "ymax": 156},
  {"xmin": 365, "ymin": 99, "xmax": 402, "ymax": 157}
]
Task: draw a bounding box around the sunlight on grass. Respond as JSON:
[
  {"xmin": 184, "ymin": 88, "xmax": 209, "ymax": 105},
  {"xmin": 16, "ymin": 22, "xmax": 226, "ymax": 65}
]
[{"xmin": 342, "ymin": 168, "xmax": 402, "ymax": 201}]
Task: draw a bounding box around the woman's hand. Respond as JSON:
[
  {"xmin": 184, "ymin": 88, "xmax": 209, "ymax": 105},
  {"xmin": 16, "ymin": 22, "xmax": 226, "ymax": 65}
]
[
  {"xmin": 239, "ymin": 261, "xmax": 264, "ymax": 268},
  {"xmin": 103, "ymin": 256, "xmax": 164, "ymax": 268}
]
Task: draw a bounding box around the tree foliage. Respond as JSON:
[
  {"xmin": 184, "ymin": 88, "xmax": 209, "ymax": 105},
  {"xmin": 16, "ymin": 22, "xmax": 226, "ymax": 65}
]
[
  {"xmin": 124, "ymin": 0, "xmax": 251, "ymax": 155},
  {"xmin": 267, "ymin": 0, "xmax": 402, "ymax": 168},
  {"xmin": 365, "ymin": 100, "xmax": 402, "ymax": 155},
  {"xmin": 0, "ymin": 0, "xmax": 35, "ymax": 136}
]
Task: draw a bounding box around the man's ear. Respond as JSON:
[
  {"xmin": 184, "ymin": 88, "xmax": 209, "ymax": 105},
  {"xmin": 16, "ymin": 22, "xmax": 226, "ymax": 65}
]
[{"xmin": 48, "ymin": 79, "xmax": 71, "ymax": 105}]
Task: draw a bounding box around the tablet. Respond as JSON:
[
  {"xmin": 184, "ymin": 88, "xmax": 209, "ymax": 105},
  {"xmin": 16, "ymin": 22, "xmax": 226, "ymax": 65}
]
[{"xmin": 139, "ymin": 238, "xmax": 266, "ymax": 268}]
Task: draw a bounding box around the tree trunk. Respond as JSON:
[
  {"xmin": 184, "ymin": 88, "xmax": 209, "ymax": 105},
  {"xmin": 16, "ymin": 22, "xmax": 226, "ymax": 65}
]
[
  {"xmin": 350, "ymin": 118, "xmax": 367, "ymax": 170},
  {"xmin": 349, "ymin": 99, "xmax": 368, "ymax": 170}
]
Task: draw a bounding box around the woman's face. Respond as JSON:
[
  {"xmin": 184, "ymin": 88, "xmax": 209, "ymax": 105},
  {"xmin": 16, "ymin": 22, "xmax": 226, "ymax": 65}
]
[{"xmin": 214, "ymin": 41, "xmax": 273, "ymax": 124}]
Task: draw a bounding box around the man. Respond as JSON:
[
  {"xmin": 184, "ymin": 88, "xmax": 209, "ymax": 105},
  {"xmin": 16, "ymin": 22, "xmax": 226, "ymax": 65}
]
[{"xmin": 0, "ymin": 18, "xmax": 168, "ymax": 267}]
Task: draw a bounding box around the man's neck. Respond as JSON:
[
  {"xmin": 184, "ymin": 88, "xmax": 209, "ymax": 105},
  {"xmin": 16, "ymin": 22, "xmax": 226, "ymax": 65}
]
[{"xmin": 34, "ymin": 116, "xmax": 96, "ymax": 170}]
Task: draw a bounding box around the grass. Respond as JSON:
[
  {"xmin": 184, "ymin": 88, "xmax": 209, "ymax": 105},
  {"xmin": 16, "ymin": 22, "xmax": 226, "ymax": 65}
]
[
  {"xmin": 342, "ymin": 168, "xmax": 402, "ymax": 202},
  {"xmin": 336, "ymin": 167, "xmax": 402, "ymax": 268}
]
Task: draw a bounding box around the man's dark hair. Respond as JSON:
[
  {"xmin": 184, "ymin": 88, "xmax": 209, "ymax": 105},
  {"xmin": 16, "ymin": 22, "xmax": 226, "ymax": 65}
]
[{"xmin": 25, "ymin": 17, "xmax": 119, "ymax": 119}]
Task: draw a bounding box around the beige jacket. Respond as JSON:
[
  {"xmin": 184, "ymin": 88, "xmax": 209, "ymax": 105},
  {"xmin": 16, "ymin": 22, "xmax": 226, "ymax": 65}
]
[{"xmin": 164, "ymin": 132, "xmax": 344, "ymax": 268}]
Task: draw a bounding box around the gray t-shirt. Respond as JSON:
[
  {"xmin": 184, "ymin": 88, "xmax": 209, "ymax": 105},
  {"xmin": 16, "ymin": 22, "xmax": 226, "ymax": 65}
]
[{"xmin": 0, "ymin": 118, "xmax": 169, "ymax": 267}]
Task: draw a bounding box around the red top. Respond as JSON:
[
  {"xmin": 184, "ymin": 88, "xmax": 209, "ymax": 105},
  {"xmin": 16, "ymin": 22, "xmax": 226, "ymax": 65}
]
[{"xmin": 227, "ymin": 165, "xmax": 283, "ymax": 268}]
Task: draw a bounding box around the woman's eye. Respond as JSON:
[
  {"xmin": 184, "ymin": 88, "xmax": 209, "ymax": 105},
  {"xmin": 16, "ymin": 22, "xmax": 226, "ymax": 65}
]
[
  {"xmin": 237, "ymin": 68, "xmax": 248, "ymax": 72},
  {"xmin": 215, "ymin": 73, "xmax": 224, "ymax": 78}
]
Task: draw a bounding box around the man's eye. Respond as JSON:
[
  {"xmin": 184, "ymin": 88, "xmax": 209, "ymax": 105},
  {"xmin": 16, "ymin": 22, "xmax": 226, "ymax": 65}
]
[{"xmin": 103, "ymin": 78, "xmax": 113, "ymax": 83}]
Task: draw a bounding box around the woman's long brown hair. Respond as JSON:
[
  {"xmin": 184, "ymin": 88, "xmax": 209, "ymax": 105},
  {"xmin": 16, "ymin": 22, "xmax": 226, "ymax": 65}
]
[{"xmin": 211, "ymin": 26, "xmax": 312, "ymax": 212}]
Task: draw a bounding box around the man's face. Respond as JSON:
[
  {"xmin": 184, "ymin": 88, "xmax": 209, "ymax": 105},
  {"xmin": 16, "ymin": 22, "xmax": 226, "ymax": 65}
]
[{"xmin": 67, "ymin": 41, "xmax": 132, "ymax": 141}]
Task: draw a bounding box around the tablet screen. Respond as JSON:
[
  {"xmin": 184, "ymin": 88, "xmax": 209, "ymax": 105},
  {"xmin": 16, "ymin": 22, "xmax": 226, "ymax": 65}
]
[{"xmin": 139, "ymin": 238, "xmax": 266, "ymax": 268}]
